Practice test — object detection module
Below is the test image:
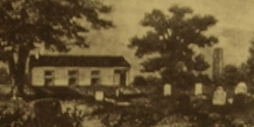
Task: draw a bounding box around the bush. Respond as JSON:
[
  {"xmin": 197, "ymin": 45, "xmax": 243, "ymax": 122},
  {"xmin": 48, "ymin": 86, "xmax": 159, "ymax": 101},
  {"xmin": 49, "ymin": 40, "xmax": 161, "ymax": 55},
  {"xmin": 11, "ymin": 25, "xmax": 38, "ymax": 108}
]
[
  {"xmin": 146, "ymin": 76, "xmax": 163, "ymax": 86},
  {"xmin": 0, "ymin": 101, "xmax": 35, "ymax": 127},
  {"xmin": 0, "ymin": 67, "xmax": 10, "ymax": 84},
  {"xmin": 133, "ymin": 76, "xmax": 147, "ymax": 87}
]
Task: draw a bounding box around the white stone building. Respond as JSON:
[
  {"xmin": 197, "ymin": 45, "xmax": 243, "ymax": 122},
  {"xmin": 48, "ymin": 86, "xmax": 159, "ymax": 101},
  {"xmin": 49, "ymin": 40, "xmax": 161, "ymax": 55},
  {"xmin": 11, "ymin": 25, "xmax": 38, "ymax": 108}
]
[{"xmin": 29, "ymin": 55, "xmax": 131, "ymax": 87}]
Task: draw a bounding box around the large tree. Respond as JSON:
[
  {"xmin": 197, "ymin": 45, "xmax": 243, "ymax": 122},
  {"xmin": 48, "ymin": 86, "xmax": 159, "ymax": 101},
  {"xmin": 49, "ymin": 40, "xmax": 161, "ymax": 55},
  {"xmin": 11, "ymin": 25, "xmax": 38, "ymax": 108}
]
[
  {"xmin": 129, "ymin": 6, "xmax": 218, "ymax": 89},
  {"xmin": 0, "ymin": 0, "xmax": 113, "ymax": 96}
]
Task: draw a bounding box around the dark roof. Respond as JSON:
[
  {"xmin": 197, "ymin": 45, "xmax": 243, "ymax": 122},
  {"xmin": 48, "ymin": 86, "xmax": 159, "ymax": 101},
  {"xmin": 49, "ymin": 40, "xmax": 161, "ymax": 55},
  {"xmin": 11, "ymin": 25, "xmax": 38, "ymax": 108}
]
[{"xmin": 29, "ymin": 55, "xmax": 131, "ymax": 68}]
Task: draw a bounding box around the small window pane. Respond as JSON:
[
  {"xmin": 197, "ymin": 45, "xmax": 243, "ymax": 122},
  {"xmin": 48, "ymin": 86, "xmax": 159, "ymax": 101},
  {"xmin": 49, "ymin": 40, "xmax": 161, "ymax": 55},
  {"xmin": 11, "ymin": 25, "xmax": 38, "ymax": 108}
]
[
  {"xmin": 91, "ymin": 78, "xmax": 100, "ymax": 86},
  {"xmin": 91, "ymin": 71, "xmax": 100, "ymax": 75},
  {"xmin": 68, "ymin": 70, "xmax": 78, "ymax": 76},
  {"xmin": 69, "ymin": 78, "xmax": 77, "ymax": 86},
  {"xmin": 45, "ymin": 71, "xmax": 54, "ymax": 76},
  {"xmin": 45, "ymin": 79, "xmax": 54, "ymax": 86}
]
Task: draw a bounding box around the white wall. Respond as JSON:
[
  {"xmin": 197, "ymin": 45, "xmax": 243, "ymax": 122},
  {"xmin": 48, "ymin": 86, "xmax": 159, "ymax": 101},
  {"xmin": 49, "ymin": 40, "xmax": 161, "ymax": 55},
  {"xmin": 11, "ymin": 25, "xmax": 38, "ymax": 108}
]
[
  {"xmin": 32, "ymin": 68, "xmax": 44, "ymax": 86},
  {"xmin": 31, "ymin": 66, "xmax": 130, "ymax": 87}
]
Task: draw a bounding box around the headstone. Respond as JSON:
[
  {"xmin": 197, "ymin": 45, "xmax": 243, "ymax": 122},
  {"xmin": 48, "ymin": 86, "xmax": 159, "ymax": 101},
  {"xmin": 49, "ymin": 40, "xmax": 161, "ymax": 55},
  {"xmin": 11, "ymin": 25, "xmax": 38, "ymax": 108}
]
[
  {"xmin": 105, "ymin": 98, "xmax": 116, "ymax": 104},
  {"xmin": 116, "ymin": 101, "xmax": 131, "ymax": 106},
  {"xmin": 212, "ymin": 86, "xmax": 227, "ymax": 106},
  {"xmin": 163, "ymin": 84, "xmax": 172, "ymax": 96},
  {"xmin": 95, "ymin": 91, "xmax": 104, "ymax": 101},
  {"xmin": 234, "ymin": 82, "xmax": 248, "ymax": 95},
  {"xmin": 228, "ymin": 98, "xmax": 234, "ymax": 104},
  {"xmin": 195, "ymin": 83, "xmax": 203, "ymax": 95},
  {"xmin": 115, "ymin": 89, "xmax": 120, "ymax": 97},
  {"xmin": 11, "ymin": 86, "xmax": 18, "ymax": 101}
]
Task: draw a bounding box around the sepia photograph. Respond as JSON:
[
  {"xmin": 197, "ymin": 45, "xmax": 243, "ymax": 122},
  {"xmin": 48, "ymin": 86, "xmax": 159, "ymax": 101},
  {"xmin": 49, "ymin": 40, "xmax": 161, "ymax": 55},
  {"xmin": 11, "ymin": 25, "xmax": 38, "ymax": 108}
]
[{"xmin": 0, "ymin": 0, "xmax": 254, "ymax": 126}]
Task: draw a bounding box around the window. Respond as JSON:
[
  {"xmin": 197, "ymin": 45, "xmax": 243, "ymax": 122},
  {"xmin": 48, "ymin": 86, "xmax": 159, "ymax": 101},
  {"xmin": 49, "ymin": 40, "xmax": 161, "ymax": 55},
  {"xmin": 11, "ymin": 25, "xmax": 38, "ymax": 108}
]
[
  {"xmin": 68, "ymin": 78, "xmax": 77, "ymax": 86},
  {"xmin": 91, "ymin": 70, "xmax": 100, "ymax": 76},
  {"xmin": 91, "ymin": 78, "xmax": 100, "ymax": 86},
  {"xmin": 68, "ymin": 70, "xmax": 78, "ymax": 76},
  {"xmin": 45, "ymin": 71, "xmax": 54, "ymax": 76},
  {"xmin": 68, "ymin": 70, "xmax": 79, "ymax": 86},
  {"xmin": 91, "ymin": 70, "xmax": 100, "ymax": 86},
  {"xmin": 45, "ymin": 79, "xmax": 54, "ymax": 86},
  {"xmin": 44, "ymin": 70, "xmax": 55, "ymax": 86}
]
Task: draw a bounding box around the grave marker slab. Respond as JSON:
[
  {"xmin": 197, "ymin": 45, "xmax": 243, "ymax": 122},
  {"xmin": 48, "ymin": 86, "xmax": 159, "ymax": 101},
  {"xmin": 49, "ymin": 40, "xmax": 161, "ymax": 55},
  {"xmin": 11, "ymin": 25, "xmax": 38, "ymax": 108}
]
[
  {"xmin": 212, "ymin": 87, "xmax": 227, "ymax": 106},
  {"xmin": 195, "ymin": 83, "xmax": 203, "ymax": 95},
  {"xmin": 116, "ymin": 89, "xmax": 120, "ymax": 97},
  {"xmin": 235, "ymin": 82, "xmax": 248, "ymax": 95},
  {"xmin": 163, "ymin": 84, "xmax": 172, "ymax": 96},
  {"xmin": 95, "ymin": 91, "xmax": 104, "ymax": 101}
]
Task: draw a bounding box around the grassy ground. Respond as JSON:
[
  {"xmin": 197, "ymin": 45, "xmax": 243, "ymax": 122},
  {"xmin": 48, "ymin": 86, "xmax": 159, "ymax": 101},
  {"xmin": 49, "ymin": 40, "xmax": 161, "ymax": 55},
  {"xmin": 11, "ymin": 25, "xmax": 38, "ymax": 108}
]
[{"xmin": 1, "ymin": 84, "xmax": 254, "ymax": 127}]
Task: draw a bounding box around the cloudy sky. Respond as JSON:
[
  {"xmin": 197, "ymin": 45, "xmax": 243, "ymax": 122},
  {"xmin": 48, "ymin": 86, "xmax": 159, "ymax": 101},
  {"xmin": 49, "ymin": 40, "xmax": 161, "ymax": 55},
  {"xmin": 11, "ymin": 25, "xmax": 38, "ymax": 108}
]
[{"xmin": 68, "ymin": 0, "xmax": 254, "ymax": 78}]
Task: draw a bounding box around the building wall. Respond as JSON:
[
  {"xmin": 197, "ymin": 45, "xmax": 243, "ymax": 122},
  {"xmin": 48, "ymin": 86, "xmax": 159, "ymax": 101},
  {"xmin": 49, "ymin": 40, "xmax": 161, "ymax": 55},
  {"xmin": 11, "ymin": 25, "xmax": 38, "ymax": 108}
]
[{"xmin": 31, "ymin": 66, "xmax": 130, "ymax": 87}]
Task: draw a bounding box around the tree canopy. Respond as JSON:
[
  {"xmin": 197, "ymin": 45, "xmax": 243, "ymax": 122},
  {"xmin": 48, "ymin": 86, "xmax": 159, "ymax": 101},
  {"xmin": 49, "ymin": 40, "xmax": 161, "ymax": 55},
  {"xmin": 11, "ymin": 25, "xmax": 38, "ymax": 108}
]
[
  {"xmin": 0, "ymin": 0, "xmax": 112, "ymax": 51},
  {"xmin": 217, "ymin": 64, "xmax": 247, "ymax": 87},
  {"xmin": 129, "ymin": 5, "xmax": 218, "ymax": 88},
  {"xmin": 0, "ymin": 0, "xmax": 113, "ymax": 96}
]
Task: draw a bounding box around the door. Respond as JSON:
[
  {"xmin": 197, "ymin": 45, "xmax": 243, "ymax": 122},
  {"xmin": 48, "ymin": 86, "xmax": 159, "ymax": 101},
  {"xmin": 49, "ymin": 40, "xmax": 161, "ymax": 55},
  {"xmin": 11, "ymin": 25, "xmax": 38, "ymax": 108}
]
[{"xmin": 114, "ymin": 70, "xmax": 126, "ymax": 86}]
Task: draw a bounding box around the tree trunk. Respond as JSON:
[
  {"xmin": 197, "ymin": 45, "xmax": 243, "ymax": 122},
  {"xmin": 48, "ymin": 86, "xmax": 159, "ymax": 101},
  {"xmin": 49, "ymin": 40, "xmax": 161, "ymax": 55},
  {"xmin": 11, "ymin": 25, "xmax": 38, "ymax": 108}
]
[
  {"xmin": 7, "ymin": 52, "xmax": 16, "ymax": 98},
  {"xmin": 8, "ymin": 45, "xmax": 29, "ymax": 98}
]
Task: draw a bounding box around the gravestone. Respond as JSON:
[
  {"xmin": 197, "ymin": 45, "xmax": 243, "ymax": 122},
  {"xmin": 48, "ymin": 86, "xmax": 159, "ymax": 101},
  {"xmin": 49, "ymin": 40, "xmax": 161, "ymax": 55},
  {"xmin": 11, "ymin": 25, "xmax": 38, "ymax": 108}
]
[
  {"xmin": 33, "ymin": 98, "xmax": 71, "ymax": 127},
  {"xmin": 212, "ymin": 86, "xmax": 227, "ymax": 106},
  {"xmin": 11, "ymin": 86, "xmax": 19, "ymax": 101},
  {"xmin": 228, "ymin": 98, "xmax": 234, "ymax": 104},
  {"xmin": 115, "ymin": 89, "xmax": 120, "ymax": 97},
  {"xmin": 163, "ymin": 84, "xmax": 172, "ymax": 96},
  {"xmin": 195, "ymin": 83, "xmax": 203, "ymax": 95},
  {"xmin": 95, "ymin": 91, "xmax": 104, "ymax": 101},
  {"xmin": 234, "ymin": 82, "xmax": 248, "ymax": 95}
]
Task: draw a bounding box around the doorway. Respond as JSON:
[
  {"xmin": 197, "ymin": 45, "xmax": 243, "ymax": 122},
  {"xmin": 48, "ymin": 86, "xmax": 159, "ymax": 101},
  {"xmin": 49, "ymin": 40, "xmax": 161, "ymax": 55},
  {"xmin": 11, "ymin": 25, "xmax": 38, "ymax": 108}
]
[{"xmin": 114, "ymin": 70, "xmax": 126, "ymax": 86}]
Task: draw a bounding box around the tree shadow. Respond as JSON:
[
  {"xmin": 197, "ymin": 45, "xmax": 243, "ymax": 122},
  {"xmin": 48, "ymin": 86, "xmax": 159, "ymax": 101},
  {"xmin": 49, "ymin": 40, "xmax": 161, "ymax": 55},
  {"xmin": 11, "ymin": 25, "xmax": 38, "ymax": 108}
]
[{"xmin": 25, "ymin": 86, "xmax": 83, "ymax": 101}]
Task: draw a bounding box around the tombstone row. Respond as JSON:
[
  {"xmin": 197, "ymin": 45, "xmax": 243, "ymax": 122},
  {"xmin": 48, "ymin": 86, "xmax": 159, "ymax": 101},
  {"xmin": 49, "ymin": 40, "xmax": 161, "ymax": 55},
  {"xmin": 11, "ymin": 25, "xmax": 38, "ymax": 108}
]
[
  {"xmin": 95, "ymin": 82, "xmax": 249, "ymax": 104},
  {"xmin": 163, "ymin": 82, "xmax": 249, "ymax": 96},
  {"xmin": 163, "ymin": 83, "xmax": 203, "ymax": 96},
  {"xmin": 163, "ymin": 82, "xmax": 250, "ymax": 106}
]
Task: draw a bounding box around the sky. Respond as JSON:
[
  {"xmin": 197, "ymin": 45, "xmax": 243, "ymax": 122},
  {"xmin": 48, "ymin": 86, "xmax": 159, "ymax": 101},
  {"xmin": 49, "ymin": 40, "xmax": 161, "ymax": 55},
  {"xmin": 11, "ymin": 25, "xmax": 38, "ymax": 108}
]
[{"xmin": 67, "ymin": 0, "xmax": 254, "ymax": 78}]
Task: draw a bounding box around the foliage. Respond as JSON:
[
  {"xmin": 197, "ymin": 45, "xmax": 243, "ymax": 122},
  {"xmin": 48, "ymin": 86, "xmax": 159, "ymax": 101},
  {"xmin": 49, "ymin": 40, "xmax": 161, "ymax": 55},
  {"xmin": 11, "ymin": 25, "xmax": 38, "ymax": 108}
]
[
  {"xmin": 193, "ymin": 54, "xmax": 210, "ymax": 72},
  {"xmin": 218, "ymin": 64, "xmax": 247, "ymax": 86},
  {"xmin": 101, "ymin": 105, "xmax": 163, "ymax": 127},
  {"xmin": 0, "ymin": 101, "xmax": 35, "ymax": 127},
  {"xmin": 196, "ymin": 74, "xmax": 212, "ymax": 85},
  {"xmin": 154, "ymin": 115, "xmax": 193, "ymax": 127},
  {"xmin": 145, "ymin": 76, "xmax": 163, "ymax": 86},
  {"xmin": 132, "ymin": 75, "xmax": 147, "ymax": 87},
  {"xmin": 1, "ymin": 98, "xmax": 254, "ymax": 127},
  {"xmin": 0, "ymin": 0, "xmax": 113, "ymax": 96},
  {"xmin": 0, "ymin": 100, "xmax": 102, "ymax": 127},
  {"xmin": 0, "ymin": 67, "xmax": 10, "ymax": 84},
  {"xmin": 129, "ymin": 5, "xmax": 218, "ymax": 89}
]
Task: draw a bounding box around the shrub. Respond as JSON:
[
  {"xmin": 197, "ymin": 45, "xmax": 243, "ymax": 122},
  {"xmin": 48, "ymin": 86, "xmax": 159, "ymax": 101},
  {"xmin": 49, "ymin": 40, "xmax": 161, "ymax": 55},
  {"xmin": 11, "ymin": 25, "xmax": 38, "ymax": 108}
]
[{"xmin": 133, "ymin": 76, "xmax": 147, "ymax": 87}]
